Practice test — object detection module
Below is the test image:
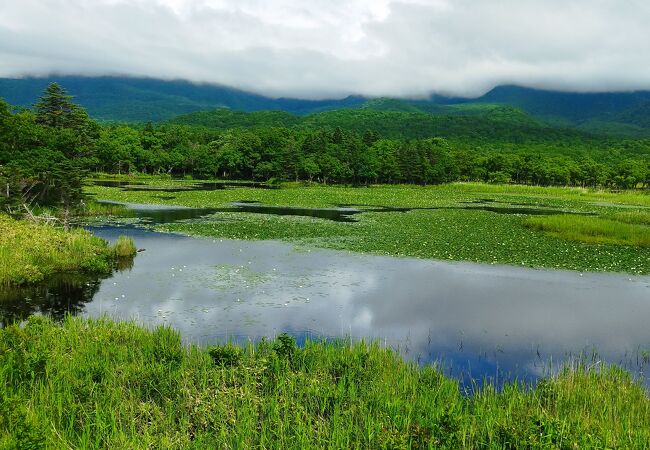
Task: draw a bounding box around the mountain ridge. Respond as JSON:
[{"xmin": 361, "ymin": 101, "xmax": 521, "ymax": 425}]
[{"xmin": 1, "ymin": 76, "xmax": 650, "ymax": 136}]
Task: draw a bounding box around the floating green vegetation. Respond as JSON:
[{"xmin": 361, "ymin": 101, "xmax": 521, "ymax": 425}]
[
  {"xmin": 0, "ymin": 214, "xmax": 117, "ymax": 285},
  {"xmin": 209, "ymin": 264, "xmax": 272, "ymax": 290},
  {"xmin": 87, "ymin": 181, "xmax": 650, "ymax": 274},
  {"xmin": 525, "ymin": 215, "xmax": 650, "ymax": 247},
  {"xmin": 1, "ymin": 316, "xmax": 648, "ymax": 449}
]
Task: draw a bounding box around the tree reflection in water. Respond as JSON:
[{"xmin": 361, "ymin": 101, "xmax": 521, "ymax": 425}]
[{"xmin": 0, "ymin": 272, "xmax": 119, "ymax": 326}]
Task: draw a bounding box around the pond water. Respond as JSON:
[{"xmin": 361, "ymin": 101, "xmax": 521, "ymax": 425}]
[
  {"xmin": 90, "ymin": 180, "xmax": 276, "ymax": 191},
  {"xmin": 2, "ymin": 218, "xmax": 650, "ymax": 389},
  {"xmin": 98, "ymin": 201, "xmax": 363, "ymax": 223},
  {"xmin": 91, "ymin": 179, "xmax": 591, "ymax": 219},
  {"xmin": 99, "ymin": 198, "xmax": 586, "ymax": 226}
]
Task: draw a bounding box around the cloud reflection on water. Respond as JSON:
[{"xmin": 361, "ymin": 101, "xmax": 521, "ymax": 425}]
[{"xmin": 81, "ymin": 226, "xmax": 650, "ymax": 386}]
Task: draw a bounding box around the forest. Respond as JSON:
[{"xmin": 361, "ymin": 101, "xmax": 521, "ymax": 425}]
[{"xmin": 1, "ymin": 83, "xmax": 649, "ymax": 215}]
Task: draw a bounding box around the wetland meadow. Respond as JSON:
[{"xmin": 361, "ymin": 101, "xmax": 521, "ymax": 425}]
[
  {"xmin": 86, "ymin": 178, "xmax": 650, "ymax": 273},
  {"xmin": 2, "ymin": 178, "xmax": 650, "ymax": 448}
]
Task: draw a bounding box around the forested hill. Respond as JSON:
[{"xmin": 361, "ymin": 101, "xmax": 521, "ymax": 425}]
[
  {"xmin": 0, "ymin": 76, "xmax": 365, "ymax": 122},
  {"xmin": 449, "ymin": 86, "xmax": 650, "ymax": 137},
  {"xmin": 168, "ymin": 107, "xmax": 600, "ymax": 145},
  {"xmin": 474, "ymin": 85, "xmax": 650, "ymax": 123},
  {"xmin": 1, "ymin": 76, "xmax": 650, "ymax": 137}
]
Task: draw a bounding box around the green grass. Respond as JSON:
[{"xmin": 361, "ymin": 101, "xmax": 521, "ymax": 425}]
[
  {"xmin": 526, "ymin": 215, "xmax": 650, "ymax": 247},
  {"xmin": 77, "ymin": 200, "xmax": 131, "ymax": 218},
  {"xmin": 112, "ymin": 235, "xmax": 137, "ymax": 257},
  {"xmin": 86, "ymin": 180, "xmax": 650, "ymax": 274},
  {"xmin": 605, "ymin": 210, "xmax": 650, "ymax": 226},
  {"xmin": 0, "ymin": 214, "xmax": 134, "ymax": 285},
  {"xmin": 0, "ymin": 316, "xmax": 648, "ymax": 449}
]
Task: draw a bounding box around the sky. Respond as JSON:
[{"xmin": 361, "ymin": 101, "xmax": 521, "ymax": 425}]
[{"xmin": 1, "ymin": 0, "xmax": 650, "ymax": 99}]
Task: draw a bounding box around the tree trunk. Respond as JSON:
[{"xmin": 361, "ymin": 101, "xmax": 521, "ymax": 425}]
[{"xmin": 63, "ymin": 205, "xmax": 70, "ymax": 231}]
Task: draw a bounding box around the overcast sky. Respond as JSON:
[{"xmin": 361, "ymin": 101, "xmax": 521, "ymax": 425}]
[{"xmin": 1, "ymin": 0, "xmax": 649, "ymax": 99}]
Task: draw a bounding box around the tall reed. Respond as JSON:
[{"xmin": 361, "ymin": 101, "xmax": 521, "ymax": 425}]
[{"xmin": 1, "ymin": 316, "xmax": 648, "ymax": 449}]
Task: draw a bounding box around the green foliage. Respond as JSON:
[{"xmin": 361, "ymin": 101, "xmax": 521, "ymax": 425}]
[
  {"xmin": 606, "ymin": 210, "xmax": 650, "ymax": 225},
  {"xmin": 171, "ymin": 107, "xmax": 301, "ymax": 128},
  {"xmin": 273, "ymin": 333, "xmax": 297, "ymax": 360},
  {"xmin": 164, "ymin": 109, "xmax": 649, "ymax": 188},
  {"xmin": 208, "ymin": 343, "xmax": 243, "ymax": 366},
  {"xmin": 0, "ymin": 317, "xmax": 649, "ymax": 448},
  {"xmin": 34, "ymin": 82, "xmax": 89, "ymax": 129},
  {"xmin": 1, "ymin": 83, "xmax": 99, "ymax": 216}
]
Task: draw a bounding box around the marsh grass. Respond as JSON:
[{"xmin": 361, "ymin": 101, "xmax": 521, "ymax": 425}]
[
  {"xmin": 78, "ymin": 200, "xmax": 130, "ymax": 217},
  {"xmin": 112, "ymin": 235, "xmax": 137, "ymax": 257},
  {"xmin": 526, "ymin": 214, "xmax": 650, "ymax": 247},
  {"xmin": 606, "ymin": 210, "xmax": 650, "ymax": 226},
  {"xmin": 0, "ymin": 316, "xmax": 648, "ymax": 449},
  {"xmin": 0, "ymin": 214, "xmax": 137, "ymax": 285},
  {"xmin": 0, "ymin": 214, "xmax": 118, "ymax": 285}
]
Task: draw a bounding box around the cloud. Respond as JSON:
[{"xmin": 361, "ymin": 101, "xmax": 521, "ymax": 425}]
[{"xmin": 1, "ymin": 0, "xmax": 649, "ymax": 99}]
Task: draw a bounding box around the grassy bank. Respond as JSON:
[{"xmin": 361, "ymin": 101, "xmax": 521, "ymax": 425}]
[
  {"xmin": 0, "ymin": 214, "xmax": 133, "ymax": 285},
  {"xmin": 0, "ymin": 317, "xmax": 648, "ymax": 449},
  {"xmin": 526, "ymin": 214, "xmax": 650, "ymax": 247},
  {"xmin": 86, "ymin": 179, "xmax": 650, "ymax": 274}
]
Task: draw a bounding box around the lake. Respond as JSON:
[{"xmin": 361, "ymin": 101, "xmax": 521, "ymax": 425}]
[{"xmin": 2, "ymin": 203, "xmax": 649, "ymax": 389}]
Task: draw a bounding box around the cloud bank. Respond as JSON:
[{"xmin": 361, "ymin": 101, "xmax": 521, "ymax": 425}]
[{"xmin": 1, "ymin": 0, "xmax": 649, "ymax": 99}]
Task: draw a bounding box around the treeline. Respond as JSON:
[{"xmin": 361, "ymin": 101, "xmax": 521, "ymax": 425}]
[
  {"xmin": 1, "ymin": 84, "xmax": 649, "ymax": 214},
  {"xmin": 92, "ymin": 124, "xmax": 650, "ymax": 188}
]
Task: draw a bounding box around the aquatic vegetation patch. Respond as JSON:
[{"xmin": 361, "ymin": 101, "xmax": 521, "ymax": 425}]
[
  {"xmin": 526, "ymin": 215, "xmax": 650, "ymax": 247},
  {"xmin": 160, "ymin": 209, "xmax": 650, "ymax": 274},
  {"xmin": 0, "ymin": 316, "xmax": 649, "ymax": 449},
  {"xmin": 209, "ymin": 264, "xmax": 273, "ymax": 290},
  {"xmin": 89, "ymin": 181, "xmax": 650, "ymax": 274}
]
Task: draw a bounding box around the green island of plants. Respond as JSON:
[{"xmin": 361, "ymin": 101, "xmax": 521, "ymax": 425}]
[
  {"xmin": 525, "ymin": 214, "xmax": 650, "ymax": 247},
  {"xmin": 87, "ymin": 179, "xmax": 650, "ymax": 274},
  {"xmin": 1, "ymin": 316, "xmax": 648, "ymax": 449},
  {"xmin": 0, "ymin": 214, "xmax": 135, "ymax": 285}
]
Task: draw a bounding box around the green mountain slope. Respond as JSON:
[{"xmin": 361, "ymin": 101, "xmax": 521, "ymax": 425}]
[
  {"xmin": 169, "ymin": 108, "xmax": 301, "ymax": 128},
  {"xmin": 170, "ymin": 107, "xmax": 595, "ymax": 146},
  {"xmin": 0, "ymin": 76, "xmax": 365, "ymax": 122},
  {"xmin": 360, "ymin": 98, "xmax": 542, "ymax": 125},
  {"xmin": 2, "ymin": 76, "xmax": 650, "ymax": 136},
  {"xmin": 461, "ymin": 85, "xmax": 650, "ymax": 136}
]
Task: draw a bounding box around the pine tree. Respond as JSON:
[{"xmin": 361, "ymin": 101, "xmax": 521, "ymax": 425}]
[
  {"xmin": 34, "ymin": 82, "xmax": 88, "ymax": 129},
  {"xmin": 31, "ymin": 84, "xmax": 94, "ymax": 224}
]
